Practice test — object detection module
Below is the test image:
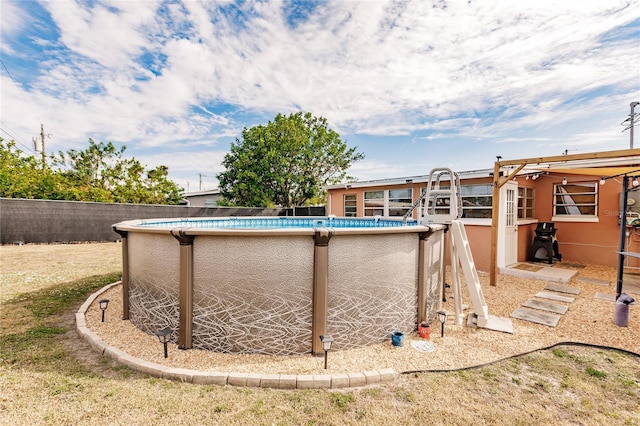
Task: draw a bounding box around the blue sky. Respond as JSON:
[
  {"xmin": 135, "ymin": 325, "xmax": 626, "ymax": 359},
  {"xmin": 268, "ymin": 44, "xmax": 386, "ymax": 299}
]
[{"xmin": 1, "ymin": 0, "xmax": 639, "ymax": 192}]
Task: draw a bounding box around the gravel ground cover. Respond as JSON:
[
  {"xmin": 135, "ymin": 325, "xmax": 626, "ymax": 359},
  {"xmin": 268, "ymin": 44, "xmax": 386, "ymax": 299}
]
[{"xmin": 83, "ymin": 258, "xmax": 640, "ymax": 375}]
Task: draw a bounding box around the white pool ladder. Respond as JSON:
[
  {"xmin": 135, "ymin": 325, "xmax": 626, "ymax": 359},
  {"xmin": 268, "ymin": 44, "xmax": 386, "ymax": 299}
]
[
  {"xmin": 403, "ymin": 168, "xmax": 463, "ymax": 224},
  {"xmin": 419, "ymin": 168, "xmax": 513, "ymax": 333}
]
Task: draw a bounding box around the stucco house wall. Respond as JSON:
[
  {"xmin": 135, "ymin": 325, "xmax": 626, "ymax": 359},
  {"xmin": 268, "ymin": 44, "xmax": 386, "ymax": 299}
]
[{"xmin": 326, "ymin": 165, "xmax": 638, "ymax": 272}]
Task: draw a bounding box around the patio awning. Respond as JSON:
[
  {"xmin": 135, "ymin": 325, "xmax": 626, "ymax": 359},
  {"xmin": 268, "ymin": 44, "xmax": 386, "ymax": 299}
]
[{"xmin": 543, "ymin": 167, "xmax": 640, "ymax": 177}]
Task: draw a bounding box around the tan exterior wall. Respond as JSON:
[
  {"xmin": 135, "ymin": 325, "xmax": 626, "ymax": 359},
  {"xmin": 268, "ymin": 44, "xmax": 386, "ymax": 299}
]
[
  {"xmin": 523, "ymin": 173, "xmax": 632, "ymax": 267},
  {"xmin": 327, "ymin": 171, "xmax": 633, "ymax": 271}
]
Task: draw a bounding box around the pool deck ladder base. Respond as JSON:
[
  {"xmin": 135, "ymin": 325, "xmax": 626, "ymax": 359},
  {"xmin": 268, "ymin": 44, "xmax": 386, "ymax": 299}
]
[
  {"xmin": 449, "ymin": 220, "xmax": 513, "ymax": 334},
  {"xmin": 420, "ymin": 167, "xmax": 514, "ymax": 334}
]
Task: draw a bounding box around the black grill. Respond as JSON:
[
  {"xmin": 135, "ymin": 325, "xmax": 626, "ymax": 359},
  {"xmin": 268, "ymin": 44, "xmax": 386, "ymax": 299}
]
[{"xmin": 531, "ymin": 222, "xmax": 562, "ymax": 264}]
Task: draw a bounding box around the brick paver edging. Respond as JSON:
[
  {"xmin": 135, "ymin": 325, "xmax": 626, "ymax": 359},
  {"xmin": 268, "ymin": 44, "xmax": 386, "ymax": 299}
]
[{"xmin": 76, "ymin": 282, "xmax": 399, "ymax": 389}]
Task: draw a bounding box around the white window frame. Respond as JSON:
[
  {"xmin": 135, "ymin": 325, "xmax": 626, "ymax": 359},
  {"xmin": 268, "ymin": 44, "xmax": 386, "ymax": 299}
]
[
  {"xmin": 388, "ymin": 188, "xmax": 413, "ymax": 217},
  {"xmin": 460, "ymin": 184, "xmax": 493, "ymax": 219},
  {"xmin": 518, "ymin": 187, "xmax": 535, "ymax": 220},
  {"xmin": 551, "ymin": 181, "xmax": 599, "ymax": 223},
  {"xmin": 364, "ymin": 190, "xmax": 385, "ymax": 216},
  {"xmin": 363, "ymin": 189, "xmax": 413, "ymax": 217},
  {"xmin": 344, "ymin": 194, "xmax": 357, "ymax": 217}
]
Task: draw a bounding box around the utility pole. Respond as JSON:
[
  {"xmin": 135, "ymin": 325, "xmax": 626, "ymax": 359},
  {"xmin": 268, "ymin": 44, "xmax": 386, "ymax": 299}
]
[
  {"xmin": 622, "ymin": 102, "xmax": 639, "ymax": 148},
  {"xmin": 198, "ymin": 173, "xmax": 207, "ymax": 191},
  {"xmin": 32, "ymin": 123, "xmax": 50, "ymax": 167},
  {"xmin": 630, "ymin": 102, "xmax": 638, "ymax": 149}
]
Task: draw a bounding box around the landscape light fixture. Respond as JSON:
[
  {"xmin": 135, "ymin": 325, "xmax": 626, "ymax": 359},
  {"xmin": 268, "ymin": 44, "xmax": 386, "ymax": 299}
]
[
  {"xmin": 600, "ymin": 177, "xmax": 606, "ymax": 186},
  {"xmin": 437, "ymin": 310, "xmax": 448, "ymax": 338},
  {"xmin": 155, "ymin": 327, "xmax": 173, "ymax": 358},
  {"xmin": 319, "ymin": 334, "xmax": 334, "ymax": 369},
  {"xmin": 562, "ymin": 177, "xmax": 567, "ymax": 185},
  {"xmin": 98, "ymin": 299, "xmax": 109, "ymax": 322}
]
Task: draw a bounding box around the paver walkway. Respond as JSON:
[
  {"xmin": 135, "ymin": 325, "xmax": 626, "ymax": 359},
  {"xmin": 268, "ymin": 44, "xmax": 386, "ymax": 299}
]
[{"xmin": 511, "ymin": 283, "xmax": 582, "ymax": 327}]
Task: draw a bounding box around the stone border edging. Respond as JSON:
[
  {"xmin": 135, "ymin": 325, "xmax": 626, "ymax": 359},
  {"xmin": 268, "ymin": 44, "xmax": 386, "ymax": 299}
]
[{"xmin": 75, "ymin": 282, "xmax": 399, "ymax": 389}]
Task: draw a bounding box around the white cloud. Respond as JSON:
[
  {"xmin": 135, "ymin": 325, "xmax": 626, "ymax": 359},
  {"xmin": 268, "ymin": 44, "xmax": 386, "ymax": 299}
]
[
  {"xmin": 0, "ymin": 1, "xmax": 28, "ymax": 56},
  {"xmin": 44, "ymin": 0, "xmax": 159, "ymax": 68},
  {"xmin": 1, "ymin": 0, "xmax": 638, "ymax": 185}
]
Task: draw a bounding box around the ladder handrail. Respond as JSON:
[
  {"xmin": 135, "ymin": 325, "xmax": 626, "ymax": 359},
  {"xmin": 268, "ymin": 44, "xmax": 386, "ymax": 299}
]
[
  {"xmin": 403, "ymin": 167, "xmax": 463, "ymax": 225},
  {"xmin": 402, "ymin": 190, "xmax": 428, "ymax": 224},
  {"xmin": 422, "ymin": 168, "xmax": 463, "ymax": 224}
]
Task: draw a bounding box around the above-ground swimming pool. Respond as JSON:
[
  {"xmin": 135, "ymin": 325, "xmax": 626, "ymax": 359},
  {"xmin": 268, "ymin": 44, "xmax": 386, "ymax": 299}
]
[{"xmin": 113, "ymin": 216, "xmax": 446, "ymax": 356}]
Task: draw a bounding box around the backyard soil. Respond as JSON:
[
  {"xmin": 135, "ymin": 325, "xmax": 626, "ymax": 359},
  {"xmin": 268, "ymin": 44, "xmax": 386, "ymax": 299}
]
[{"xmin": 2, "ymin": 242, "xmax": 639, "ymax": 376}]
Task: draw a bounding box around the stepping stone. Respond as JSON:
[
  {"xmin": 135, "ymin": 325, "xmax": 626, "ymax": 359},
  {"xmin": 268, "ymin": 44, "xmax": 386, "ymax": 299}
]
[
  {"xmin": 535, "ymin": 291, "xmax": 575, "ymax": 303},
  {"xmin": 544, "ymin": 283, "xmax": 582, "ymax": 295},
  {"xmin": 511, "ymin": 307, "xmax": 561, "ymax": 327},
  {"xmin": 594, "ymin": 292, "xmax": 616, "ymax": 302},
  {"xmin": 577, "ymin": 277, "xmax": 610, "ymax": 286},
  {"xmin": 523, "ymin": 299, "xmax": 569, "ymax": 315}
]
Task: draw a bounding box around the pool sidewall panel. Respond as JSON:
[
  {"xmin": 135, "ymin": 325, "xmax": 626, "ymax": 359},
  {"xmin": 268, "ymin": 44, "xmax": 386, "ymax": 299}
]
[
  {"xmin": 192, "ymin": 235, "xmax": 315, "ymax": 355},
  {"xmin": 128, "ymin": 233, "xmax": 181, "ymax": 339},
  {"xmin": 327, "ymin": 233, "xmax": 419, "ymax": 350},
  {"xmin": 118, "ymin": 219, "xmax": 442, "ymax": 355}
]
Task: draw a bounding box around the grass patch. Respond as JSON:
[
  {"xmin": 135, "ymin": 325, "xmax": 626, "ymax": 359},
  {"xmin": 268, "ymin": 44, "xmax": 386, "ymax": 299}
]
[
  {"xmin": 0, "ymin": 272, "xmax": 120, "ymax": 371},
  {"xmin": 10, "ymin": 272, "xmax": 121, "ymax": 318},
  {"xmin": 585, "ymin": 366, "xmax": 607, "ymax": 379},
  {"xmin": 552, "ymin": 348, "xmax": 567, "ymax": 358},
  {"xmin": 393, "ymin": 388, "xmax": 416, "ymax": 403},
  {"xmin": 331, "ymin": 392, "xmax": 356, "ymax": 409}
]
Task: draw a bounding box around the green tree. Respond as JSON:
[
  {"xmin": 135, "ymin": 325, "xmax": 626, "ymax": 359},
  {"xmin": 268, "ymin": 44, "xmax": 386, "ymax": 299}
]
[
  {"xmin": 51, "ymin": 139, "xmax": 183, "ymax": 204},
  {"xmin": 0, "ymin": 137, "xmax": 182, "ymax": 204},
  {"xmin": 0, "ymin": 138, "xmax": 66, "ymax": 199},
  {"xmin": 51, "ymin": 139, "xmax": 119, "ymax": 201},
  {"xmin": 218, "ymin": 112, "xmax": 364, "ymax": 207}
]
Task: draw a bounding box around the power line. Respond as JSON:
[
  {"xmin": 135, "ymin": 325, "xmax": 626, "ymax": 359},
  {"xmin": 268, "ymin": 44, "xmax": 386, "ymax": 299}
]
[
  {"xmin": 0, "ymin": 125, "xmax": 37, "ymax": 155},
  {"xmin": 1, "ymin": 59, "xmax": 52, "ymax": 164},
  {"xmin": 0, "ymin": 58, "xmax": 42, "ymax": 123}
]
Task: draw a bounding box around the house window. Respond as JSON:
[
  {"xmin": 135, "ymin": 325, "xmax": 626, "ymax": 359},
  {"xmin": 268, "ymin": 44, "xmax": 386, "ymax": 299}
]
[
  {"xmin": 553, "ymin": 182, "xmax": 597, "ymax": 217},
  {"xmin": 420, "ymin": 184, "xmax": 491, "ymax": 218},
  {"xmin": 364, "ymin": 190, "xmax": 384, "ymax": 216},
  {"xmin": 363, "ymin": 189, "xmax": 414, "ymax": 217},
  {"xmin": 518, "ymin": 187, "xmax": 535, "ymax": 219},
  {"xmin": 460, "ymin": 184, "xmax": 493, "ymax": 218},
  {"xmin": 344, "ymin": 194, "xmax": 357, "ymax": 217},
  {"xmin": 388, "ymin": 189, "xmax": 413, "ymax": 217}
]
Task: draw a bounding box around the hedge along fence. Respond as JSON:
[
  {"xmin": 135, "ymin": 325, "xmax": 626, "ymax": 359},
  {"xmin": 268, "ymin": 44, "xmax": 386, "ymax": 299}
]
[{"xmin": 0, "ymin": 198, "xmax": 288, "ymax": 245}]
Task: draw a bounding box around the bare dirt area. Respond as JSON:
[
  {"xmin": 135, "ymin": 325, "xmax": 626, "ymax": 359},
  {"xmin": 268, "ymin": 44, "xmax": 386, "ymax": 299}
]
[{"xmin": 0, "ymin": 242, "xmax": 121, "ymax": 302}]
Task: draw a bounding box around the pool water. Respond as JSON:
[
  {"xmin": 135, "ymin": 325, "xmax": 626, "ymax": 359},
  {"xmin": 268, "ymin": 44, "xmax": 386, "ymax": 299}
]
[{"xmin": 136, "ymin": 217, "xmax": 418, "ymax": 229}]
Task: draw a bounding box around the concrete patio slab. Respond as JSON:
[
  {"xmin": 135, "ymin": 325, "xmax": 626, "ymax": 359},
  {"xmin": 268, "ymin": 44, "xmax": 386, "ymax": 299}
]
[
  {"xmin": 535, "ymin": 291, "xmax": 575, "ymax": 303},
  {"xmin": 577, "ymin": 277, "xmax": 610, "ymax": 286},
  {"xmin": 500, "ymin": 263, "xmax": 578, "ymax": 283}
]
